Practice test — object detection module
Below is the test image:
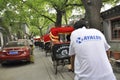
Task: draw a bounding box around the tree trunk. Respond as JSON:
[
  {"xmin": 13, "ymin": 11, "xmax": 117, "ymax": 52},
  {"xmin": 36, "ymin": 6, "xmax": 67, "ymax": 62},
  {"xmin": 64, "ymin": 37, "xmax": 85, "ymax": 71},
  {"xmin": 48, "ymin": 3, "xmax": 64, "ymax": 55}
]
[
  {"xmin": 64, "ymin": 11, "xmax": 68, "ymax": 25},
  {"xmin": 81, "ymin": 0, "xmax": 102, "ymax": 30},
  {"xmin": 39, "ymin": 28, "xmax": 43, "ymax": 36},
  {"xmin": 17, "ymin": 31, "xmax": 22, "ymax": 39},
  {"xmin": 55, "ymin": 10, "xmax": 62, "ymax": 27}
]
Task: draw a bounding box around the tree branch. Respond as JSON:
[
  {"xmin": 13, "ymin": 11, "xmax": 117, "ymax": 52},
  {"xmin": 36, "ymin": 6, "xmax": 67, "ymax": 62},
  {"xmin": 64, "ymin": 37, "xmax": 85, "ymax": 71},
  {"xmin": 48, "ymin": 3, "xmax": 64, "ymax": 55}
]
[
  {"xmin": 66, "ymin": 3, "xmax": 83, "ymax": 7},
  {"xmin": 22, "ymin": 0, "xmax": 56, "ymax": 23}
]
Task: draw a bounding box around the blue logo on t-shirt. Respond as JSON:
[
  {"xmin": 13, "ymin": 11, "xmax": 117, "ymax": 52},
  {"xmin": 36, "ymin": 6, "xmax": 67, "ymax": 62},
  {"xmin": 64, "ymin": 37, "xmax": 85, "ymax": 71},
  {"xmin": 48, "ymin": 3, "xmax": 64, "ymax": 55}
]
[
  {"xmin": 76, "ymin": 35, "xmax": 101, "ymax": 44},
  {"xmin": 76, "ymin": 37, "xmax": 83, "ymax": 43}
]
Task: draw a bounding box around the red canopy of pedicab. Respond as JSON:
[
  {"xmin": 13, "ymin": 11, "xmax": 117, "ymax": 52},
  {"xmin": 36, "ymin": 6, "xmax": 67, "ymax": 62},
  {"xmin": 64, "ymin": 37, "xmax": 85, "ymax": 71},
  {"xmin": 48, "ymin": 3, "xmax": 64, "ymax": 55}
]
[
  {"xmin": 49, "ymin": 26, "xmax": 74, "ymax": 44},
  {"xmin": 43, "ymin": 34, "xmax": 51, "ymax": 43},
  {"xmin": 50, "ymin": 26, "xmax": 74, "ymax": 36}
]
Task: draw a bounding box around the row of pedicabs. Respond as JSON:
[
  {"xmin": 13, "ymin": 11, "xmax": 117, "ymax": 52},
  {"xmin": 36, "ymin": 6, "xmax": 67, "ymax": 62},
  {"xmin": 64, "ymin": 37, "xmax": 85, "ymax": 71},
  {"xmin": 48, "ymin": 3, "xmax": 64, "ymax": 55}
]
[{"xmin": 34, "ymin": 26, "xmax": 75, "ymax": 74}]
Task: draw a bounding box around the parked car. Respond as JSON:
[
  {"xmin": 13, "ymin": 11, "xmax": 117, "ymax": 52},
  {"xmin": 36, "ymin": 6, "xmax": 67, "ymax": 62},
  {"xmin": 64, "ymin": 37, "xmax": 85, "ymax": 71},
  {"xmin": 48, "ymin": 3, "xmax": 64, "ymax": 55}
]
[{"xmin": 0, "ymin": 39, "xmax": 34, "ymax": 64}]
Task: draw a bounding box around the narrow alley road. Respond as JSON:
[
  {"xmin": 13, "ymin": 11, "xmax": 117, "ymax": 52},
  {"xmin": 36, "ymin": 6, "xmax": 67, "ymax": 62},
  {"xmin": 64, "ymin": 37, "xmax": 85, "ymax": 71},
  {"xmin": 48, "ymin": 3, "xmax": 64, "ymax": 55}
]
[{"xmin": 0, "ymin": 47, "xmax": 120, "ymax": 80}]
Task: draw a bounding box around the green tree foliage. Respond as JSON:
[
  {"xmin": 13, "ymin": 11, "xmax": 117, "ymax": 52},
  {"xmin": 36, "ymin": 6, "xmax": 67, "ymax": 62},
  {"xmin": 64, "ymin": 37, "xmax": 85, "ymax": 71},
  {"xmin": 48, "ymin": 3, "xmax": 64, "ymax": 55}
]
[
  {"xmin": 44, "ymin": 0, "xmax": 82, "ymax": 26},
  {"xmin": 0, "ymin": 0, "xmax": 120, "ymax": 38}
]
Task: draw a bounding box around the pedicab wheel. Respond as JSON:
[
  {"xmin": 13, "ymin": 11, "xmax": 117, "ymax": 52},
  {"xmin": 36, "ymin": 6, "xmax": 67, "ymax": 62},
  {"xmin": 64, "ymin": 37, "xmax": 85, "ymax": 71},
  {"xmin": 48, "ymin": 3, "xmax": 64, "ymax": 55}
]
[{"xmin": 53, "ymin": 60, "xmax": 57, "ymax": 74}]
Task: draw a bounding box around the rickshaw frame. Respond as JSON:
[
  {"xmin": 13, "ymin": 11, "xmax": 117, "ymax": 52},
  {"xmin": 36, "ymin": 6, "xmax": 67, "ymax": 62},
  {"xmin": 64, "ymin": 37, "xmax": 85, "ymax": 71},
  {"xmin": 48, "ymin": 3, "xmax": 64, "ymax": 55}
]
[{"xmin": 50, "ymin": 26, "xmax": 74, "ymax": 74}]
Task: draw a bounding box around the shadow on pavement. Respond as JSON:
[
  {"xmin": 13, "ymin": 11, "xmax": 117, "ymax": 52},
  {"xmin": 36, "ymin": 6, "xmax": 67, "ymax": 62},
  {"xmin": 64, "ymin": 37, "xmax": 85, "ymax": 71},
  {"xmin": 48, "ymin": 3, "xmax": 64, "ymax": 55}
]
[{"xmin": 1, "ymin": 61, "xmax": 32, "ymax": 68}]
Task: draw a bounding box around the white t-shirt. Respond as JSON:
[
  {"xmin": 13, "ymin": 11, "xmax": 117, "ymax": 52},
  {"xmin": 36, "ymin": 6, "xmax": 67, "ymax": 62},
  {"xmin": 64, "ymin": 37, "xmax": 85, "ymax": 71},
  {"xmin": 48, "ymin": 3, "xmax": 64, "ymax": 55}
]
[{"xmin": 69, "ymin": 27, "xmax": 116, "ymax": 80}]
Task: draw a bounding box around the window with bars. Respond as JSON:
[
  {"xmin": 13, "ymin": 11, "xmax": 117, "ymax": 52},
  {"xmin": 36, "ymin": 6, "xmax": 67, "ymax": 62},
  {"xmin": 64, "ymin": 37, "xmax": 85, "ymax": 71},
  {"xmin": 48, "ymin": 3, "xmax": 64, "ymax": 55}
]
[{"xmin": 111, "ymin": 18, "xmax": 120, "ymax": 40}]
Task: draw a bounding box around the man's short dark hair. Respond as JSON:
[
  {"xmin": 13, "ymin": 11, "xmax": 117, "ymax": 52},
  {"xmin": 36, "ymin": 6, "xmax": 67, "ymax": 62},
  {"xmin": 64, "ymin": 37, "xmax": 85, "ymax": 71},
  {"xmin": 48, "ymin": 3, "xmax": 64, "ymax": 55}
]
[{"xmin": 73, "ymin": 18, "xmax": 86, "ymax": 29}]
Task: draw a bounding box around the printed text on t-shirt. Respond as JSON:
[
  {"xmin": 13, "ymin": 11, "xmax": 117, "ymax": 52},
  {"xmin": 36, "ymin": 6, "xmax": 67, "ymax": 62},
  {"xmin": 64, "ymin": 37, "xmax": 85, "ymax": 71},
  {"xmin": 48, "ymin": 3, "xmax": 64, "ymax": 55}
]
[{"xmin": 76, "ymin": 35, "xmax": 101, "ymax": 44}]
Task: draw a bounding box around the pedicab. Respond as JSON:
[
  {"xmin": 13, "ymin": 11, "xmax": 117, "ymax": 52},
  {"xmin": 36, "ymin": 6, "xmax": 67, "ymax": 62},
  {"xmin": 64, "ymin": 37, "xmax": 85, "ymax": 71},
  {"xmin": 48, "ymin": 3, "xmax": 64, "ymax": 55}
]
[
  {"xmin": 43, "ymin": 34, "xmax": 51, "ymax": 56},
  {"xmin": 38, "ymin": 36, "xmax": 44, "ymax": 50},
  {"xmin": 49, "ymin": 26, "xmax": 74, "ymax": 74},
  {"xmin": 33, "ymin": 37, "xmax": 41, "ymax": 46}
]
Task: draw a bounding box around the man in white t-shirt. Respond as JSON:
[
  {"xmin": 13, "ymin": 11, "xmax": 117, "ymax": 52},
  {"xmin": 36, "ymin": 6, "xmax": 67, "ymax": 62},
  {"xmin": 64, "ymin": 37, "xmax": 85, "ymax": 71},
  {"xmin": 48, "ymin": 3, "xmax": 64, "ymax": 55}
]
[{"xmin": 69, "ymin": 20, "xmax": 116, "ymax": 80}]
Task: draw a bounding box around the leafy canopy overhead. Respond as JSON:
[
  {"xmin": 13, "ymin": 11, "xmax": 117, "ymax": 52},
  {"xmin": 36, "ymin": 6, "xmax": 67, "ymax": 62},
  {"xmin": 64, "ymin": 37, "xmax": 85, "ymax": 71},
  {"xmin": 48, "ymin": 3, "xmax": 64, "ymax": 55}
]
[{"xmin": 0, "ymin": 0, "xmax": 119, "ymax": 37}]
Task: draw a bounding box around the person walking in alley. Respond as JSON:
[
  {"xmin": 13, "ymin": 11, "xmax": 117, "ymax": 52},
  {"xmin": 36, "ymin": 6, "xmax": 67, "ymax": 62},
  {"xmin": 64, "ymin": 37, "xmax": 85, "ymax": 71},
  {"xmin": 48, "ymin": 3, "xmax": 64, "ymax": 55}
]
[{"xmin": 69, "ymin": 19, "xmax": 116, "ymax": 80}]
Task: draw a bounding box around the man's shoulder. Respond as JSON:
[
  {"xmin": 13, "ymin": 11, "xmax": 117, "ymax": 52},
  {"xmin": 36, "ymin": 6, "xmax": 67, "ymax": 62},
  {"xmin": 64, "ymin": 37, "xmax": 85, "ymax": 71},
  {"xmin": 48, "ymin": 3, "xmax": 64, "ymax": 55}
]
[
  {"xmin": 71, "ymin": 27, "xmax": 102, "ymax": 34},
  {"xmin": 71, "ymin": 29, "xmax": 81, "ymax": 34}
]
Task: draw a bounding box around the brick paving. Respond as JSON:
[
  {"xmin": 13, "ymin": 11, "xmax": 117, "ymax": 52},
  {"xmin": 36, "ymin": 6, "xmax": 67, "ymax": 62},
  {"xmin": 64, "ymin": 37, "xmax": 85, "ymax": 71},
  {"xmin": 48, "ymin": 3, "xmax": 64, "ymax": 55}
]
[{"xmin": 38, "ymin": 47, "xmax": 120, "ymax": 80}]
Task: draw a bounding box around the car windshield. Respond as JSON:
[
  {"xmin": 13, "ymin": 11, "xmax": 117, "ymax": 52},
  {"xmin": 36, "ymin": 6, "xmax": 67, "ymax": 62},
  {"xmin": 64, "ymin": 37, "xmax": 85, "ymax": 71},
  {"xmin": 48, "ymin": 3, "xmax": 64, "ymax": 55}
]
[{"xmin": 5, "ymin": 41, "xmax": 26, "ymax": 47}]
